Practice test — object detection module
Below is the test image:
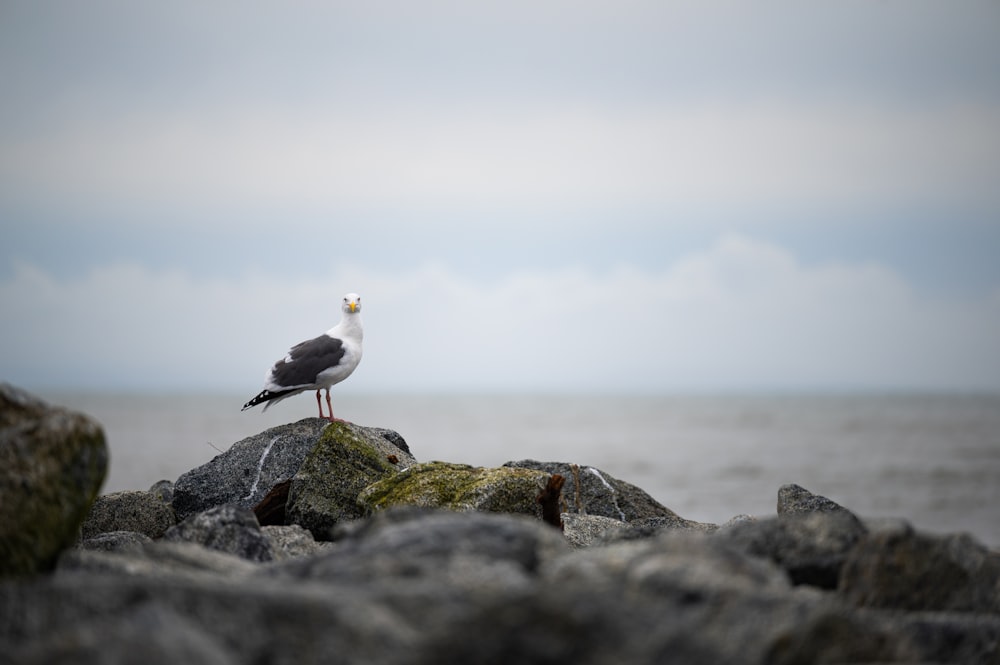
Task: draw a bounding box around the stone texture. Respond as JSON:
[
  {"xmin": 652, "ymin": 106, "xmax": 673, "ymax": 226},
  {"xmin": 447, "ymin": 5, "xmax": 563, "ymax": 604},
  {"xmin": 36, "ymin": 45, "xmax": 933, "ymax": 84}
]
[
  {"xmin": 504, "ymin": 459, "xmax": 680, "ymax": 521},
  {"xmin": 163, "ymin": 504, "xmax": 274, "ymax": 563},
  {"xmin": 77, "ymin": 530, "xmax": 154, "ymax": 553},
  {"xmin": 172, "ymin": 418, "xmax": 333, "ymax": 521},
  {"xmin": 285, "ymin": 421, "xmax": 416, "ymax": 538},
  {"xmin": 839, "ymin": 525, "xmax": 1000, "ymax": 613},
  {"xmin": 357, "ymin": 462, "xmax": 550, "ymax": 518},
  {"xmin": 0, "ymin": 383, "xmax": 108, "ymax": 578},
  {"xmin": 261, "ymin": 524, "xmax": 330, "ymax": 561},
  {"xmin": 81, "ymin": 490, "xmax": 176, "ymax": 540}
]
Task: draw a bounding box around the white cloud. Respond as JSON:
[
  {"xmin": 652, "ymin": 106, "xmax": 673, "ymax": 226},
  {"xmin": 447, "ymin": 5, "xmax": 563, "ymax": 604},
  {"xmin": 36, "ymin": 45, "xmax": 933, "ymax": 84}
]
[{"xmin": 2, "ymin": 235, "xmax": 998, "ymax": 393}]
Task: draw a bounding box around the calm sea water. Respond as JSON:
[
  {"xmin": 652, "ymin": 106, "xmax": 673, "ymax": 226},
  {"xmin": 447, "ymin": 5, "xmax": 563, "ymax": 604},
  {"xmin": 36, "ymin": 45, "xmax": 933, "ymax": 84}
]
[{"xmin": 42, "ymin": 391, "xmax": 1000, "ymax": 548}]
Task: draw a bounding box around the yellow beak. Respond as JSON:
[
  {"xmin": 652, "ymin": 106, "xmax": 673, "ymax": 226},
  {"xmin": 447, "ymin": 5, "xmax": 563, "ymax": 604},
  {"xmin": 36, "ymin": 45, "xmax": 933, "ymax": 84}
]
[{"xmin": 349, "ymin": 302, "xmax": 357, "ymax": 313}]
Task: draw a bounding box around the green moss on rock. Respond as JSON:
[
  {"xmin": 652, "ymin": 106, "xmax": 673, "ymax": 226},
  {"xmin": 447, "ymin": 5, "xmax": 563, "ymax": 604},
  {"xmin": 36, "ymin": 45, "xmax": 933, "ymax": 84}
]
[
  {"xmin": 0, "ymin": 384, "xmax": 108, "ymax": 578},
  {"xmin": 286, "ymin": 421, "xmax": 415, "ymax": 539},
  {"xmin": 358, "ymin": 461, "xmax": 550, "ymax": 517}
]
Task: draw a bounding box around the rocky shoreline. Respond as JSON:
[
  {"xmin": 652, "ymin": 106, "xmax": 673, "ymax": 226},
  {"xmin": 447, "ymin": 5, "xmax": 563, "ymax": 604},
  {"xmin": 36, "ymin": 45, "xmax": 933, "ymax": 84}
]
[{"xmin": 2, "ymin": 383, "xmax": 999, "ymax": 664}]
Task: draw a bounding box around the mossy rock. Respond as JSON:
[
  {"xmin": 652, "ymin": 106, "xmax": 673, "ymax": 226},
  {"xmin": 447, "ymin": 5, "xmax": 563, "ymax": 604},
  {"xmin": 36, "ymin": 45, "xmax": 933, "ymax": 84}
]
[
  {"xmin": 358, "ymin": 462, "xmax": 550, "ymax": 518},
  {"xmin": 286, "ymin": 421, "xmax": 415, "ymax": 539},
  {"xmin": 0, "ymin": 384, "xmax": 108, "ymax": 578}
]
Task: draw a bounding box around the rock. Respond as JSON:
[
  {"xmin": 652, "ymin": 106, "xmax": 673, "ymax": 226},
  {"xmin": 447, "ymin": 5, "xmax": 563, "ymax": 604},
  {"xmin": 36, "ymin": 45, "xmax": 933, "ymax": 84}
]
[
  {"xmin": 171, "ymin": 418, "xmax": 332, "ymax": 521},
  {"xmin": 4, "ymin": 601, "xmax": 238, "ymax": 665},
  {"xmin": 77, "ymin": 530, "xmax": 154, "ymax": 553},
  {"xmin": 80, "ymin": 490, "xmax": 177, "ymax": 540},
  {"xmin": 715, "ymin": 512, "xmax": 867, "ymax": 589},
  {"xmin": 163, "ymin": 505, "xmax": 274, "ymax": 563},
  {"xmin": 269, "ymin": 508, "xmax": 568, "ymax": 593},
  {"xmin": 0, "ymin": 567, "xmax": 418, "ymax": 665},
  {"xmin": 149, "ymin": 479, "xmax": 174, "ymax": 503},
  {"xmin": 503, "ymin": 459, "xmax": 680, "ymax": 521},
  {"xmin": 285, "ymin": 421, "xmax": 416, "ymax": 539},
  {"xmin": 777, "ymin": 483, "xmax": 862, "ymax": 523},
  {"xmin": 713, "ymin": 484, "xmax": 868, "ymax": 589},
  {"xmin": 0, "ymin": 383, "xmax": 108, "ymax": 578},
  {"xmin": 261, "ymin": 524, "xmax": 330, "ymax": 561},
  {"xmin": 357, "ymin": 462, "xmax": 550, "ymax": 519},
  {"xmin": 413, "ymin": 531, "xmax": 898, "ymax": 665},
  {"xmin": 839, "ymin": 525, "xmax": 1000, "ymax": 613},
  {"xmin": 58, "ymin": 540, "xmax": 259, "ymax": 580},
  {"xmin": 561, "ymin": 513, "xmax": 626, "ymax": 548}
]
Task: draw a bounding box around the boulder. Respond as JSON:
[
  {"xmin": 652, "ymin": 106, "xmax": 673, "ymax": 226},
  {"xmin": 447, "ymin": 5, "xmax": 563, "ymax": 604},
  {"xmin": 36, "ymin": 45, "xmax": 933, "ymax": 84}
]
[
  {"xmin": 77, "ymin": 530, "xmax": 154, "ymax": 553},
  {"xmin": 269, "ymin": 507, "xmax": 568, "ymax": 592},
  {"xmin": 261, "ymin": 524, "xmax": 330, "ymax": 561},
  {"xmin": 171, "ymin": 418, "xmax": 332, "ymax": 521},
  {"xmin": 503, "ymin": 459, "xmax": 679, "ymax": 521},
  {"xmin": 839, "ymin": 525, "xmax": 1000, "ymax": 613},
  {"xmin": 561, "ymin": 513, "xmax": 626, "ymax": 548},
  {"xmin": 80, "ymin": 490, "xmax": 176, "ymax": 540},
  {"xmin": 58, "ymin": 539, "xmax": 259, "ymax": 580},
  {"xmin": 0, "ymin": 383, "xmax": 108, "ymax": 578},
  {"xmin": 285, "ymin": 421, "xmax": 416, "ymax": 539},
  {"xmin": 715, "ymin": 485, "xmax": 867, "ymax": 589},
  {"xmin": 163, "ymin": 504, "xmax": 274, "ymax": 563},
  {"xmin": 357, "ymin": 462, "xmax": 550, "ymax": 518}
]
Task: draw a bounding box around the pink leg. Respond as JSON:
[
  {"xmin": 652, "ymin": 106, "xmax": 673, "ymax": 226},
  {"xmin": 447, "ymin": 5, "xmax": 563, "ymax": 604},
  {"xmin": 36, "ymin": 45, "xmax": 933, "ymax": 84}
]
[
  {"xmin": 325, "ymin": 388, "xmax": 344, "ymax": 423},
  {"xmin": 315, "ymin": 390, "xmax": 324, "ymax": 418}
]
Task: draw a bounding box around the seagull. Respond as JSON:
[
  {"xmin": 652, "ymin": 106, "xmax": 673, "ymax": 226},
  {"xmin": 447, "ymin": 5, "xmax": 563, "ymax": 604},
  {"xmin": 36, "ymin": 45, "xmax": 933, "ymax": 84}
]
[{"xmin": 242, "ymin": 293, "xmax": 363, "ymax": 422}]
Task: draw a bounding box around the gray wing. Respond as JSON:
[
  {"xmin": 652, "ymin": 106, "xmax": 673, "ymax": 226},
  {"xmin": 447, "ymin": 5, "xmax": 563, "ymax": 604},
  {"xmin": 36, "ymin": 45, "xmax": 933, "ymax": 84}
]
[{"xmin": 269, "ymin": 334, "xmax": 346, "ymax": 388}]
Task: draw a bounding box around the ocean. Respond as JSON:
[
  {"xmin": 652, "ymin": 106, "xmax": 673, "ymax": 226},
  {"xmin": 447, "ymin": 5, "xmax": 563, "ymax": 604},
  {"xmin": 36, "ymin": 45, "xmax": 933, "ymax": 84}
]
[{"xmin": 41, "ymin": 391, "xmax": 1000, "ymax": 549}]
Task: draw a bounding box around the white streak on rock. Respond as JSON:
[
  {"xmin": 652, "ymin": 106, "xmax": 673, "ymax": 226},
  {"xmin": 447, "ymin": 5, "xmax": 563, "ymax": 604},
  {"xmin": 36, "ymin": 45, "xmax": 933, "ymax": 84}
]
[
  {"xmin": 587, "ymin": 467, "xmax": 626, "ymax": 521},
  {"xmin": 244, "ymin": 436, "xmax": 280, "ymax": 501}
]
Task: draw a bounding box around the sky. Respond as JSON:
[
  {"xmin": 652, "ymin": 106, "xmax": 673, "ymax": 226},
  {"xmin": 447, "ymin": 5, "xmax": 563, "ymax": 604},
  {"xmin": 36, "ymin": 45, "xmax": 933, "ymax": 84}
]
[{"xmin": 1, "ymin": 0, "xmax": 999, "ymax": 394}]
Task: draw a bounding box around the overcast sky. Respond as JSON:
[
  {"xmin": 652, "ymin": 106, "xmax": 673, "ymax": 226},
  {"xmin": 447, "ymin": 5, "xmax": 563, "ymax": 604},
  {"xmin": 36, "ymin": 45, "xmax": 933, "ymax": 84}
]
[{"xmin": 2, "ymin": 1, "xmax": 999, "ymax": 394}]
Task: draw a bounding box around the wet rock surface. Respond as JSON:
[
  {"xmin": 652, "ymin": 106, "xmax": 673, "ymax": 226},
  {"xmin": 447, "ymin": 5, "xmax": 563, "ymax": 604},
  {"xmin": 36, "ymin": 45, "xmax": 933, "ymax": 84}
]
[{"xmin": 1, "ymin": 386, "xmax": 997, "ymax": 665}]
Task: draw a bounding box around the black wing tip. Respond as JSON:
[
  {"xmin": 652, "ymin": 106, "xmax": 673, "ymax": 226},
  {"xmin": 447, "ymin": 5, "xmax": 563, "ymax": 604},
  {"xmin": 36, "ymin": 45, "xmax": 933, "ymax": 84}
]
[{"xmin": 242, "ymin": 388, "xmax": 292, "ymax": 411}]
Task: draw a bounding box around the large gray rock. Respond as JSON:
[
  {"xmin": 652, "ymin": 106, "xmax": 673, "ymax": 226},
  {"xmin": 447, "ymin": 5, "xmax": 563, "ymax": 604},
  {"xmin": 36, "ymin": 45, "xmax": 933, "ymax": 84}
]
[
  {"xmin": 285, "ymin": 421, "xmax": 415, "ymax": 539},
  {"xmin": 81, "ymin": 490, "xmax": 176, "ymax": 540},
  {"xmin": 715, "ymin": 484, "xmax": 868, "ymax": 589},
  {"xmin": 503, "ymin": 459, "xmax": 679, "ymax": 521},
  {"xmin": 269, "ymin": 507, "xmax": 568, "ymax": 590},
  {"xmin": 0, "ymin": 384, "xmax": 108, "ymax": 578},
  {"xmin": 4, "ymin": 601, "xmax": 237, "ymax": 665},
  {"xmin": 839, "ymin": 525, "xmax": 1000, "ymax": 613},
  {"xmin": 0, "ymin": 568, "xmax": 417, "ymax": 665},
  {"xmin": 171, "ymin": 418, "xmax": 332, "ymax": 521},
  {"xmin": 163, "ymin": 505, "xmax": 274, "ymax": 563},
  {"xmin": 357, "ymin": 462, "xmax": 550, "ymax": 519}
]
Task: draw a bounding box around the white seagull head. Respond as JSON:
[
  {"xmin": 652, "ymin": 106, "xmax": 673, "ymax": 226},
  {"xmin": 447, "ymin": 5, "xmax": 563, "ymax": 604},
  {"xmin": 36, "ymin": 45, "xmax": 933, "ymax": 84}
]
[{"xmin": 342, "ymin": 293, "xmax": 362, "ymax": 315}]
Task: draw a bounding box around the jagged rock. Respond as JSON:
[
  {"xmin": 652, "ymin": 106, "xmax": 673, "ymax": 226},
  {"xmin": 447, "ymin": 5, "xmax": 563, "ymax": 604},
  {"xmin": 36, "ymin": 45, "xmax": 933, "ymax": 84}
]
[
  {"xmin": 715, "ymin": 512, "xmax": 867, "ymax": 589},
  {"xmin": 561, "ymin": 513, "xmax": 626, "ymax": 548},
  {"xmin": 777, "ymin": 483, "xmax": 861, "ymax": 522},
  {"xmin": 0, "ymin": 383, "xmax": 108, "ymax": 578},
  {"xmin": 357, "ymin": 462, "xmax": 550, "ymax": 519},
  {"xmin": 77, "ymin": 530, "xmax": 153, "ymax": 553},
  {"xmin": 81, "ymin": 490, "xmax": 176, "ymax": 540},
  {"xmin": 285, "ymin": 421, "xmax": 417, "ymax": 538},
  {"xmin": 162, "ymin": 505, "xmax": 274, "ymax": 563},
  {"xmin": 503, "ymin": 459, "xmax": 679, "ymax": 521},
  {"xmin": 261, "ymin": 524, "xmax": 330, "ymax": 560},
  {"xmin": 839, "ymin": 525, "xmax": 1000, "ymax": 613},
  {"xmin": 269, "ymin": 508, "xmax": 568, "ymax": 593},
  {"xmin": 171, "ymin": 418, "xmax": 332, "ymax": 521},
  {"xmin": 713, "ymin": 484, "xmax": 868, "ymax": 589}
]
